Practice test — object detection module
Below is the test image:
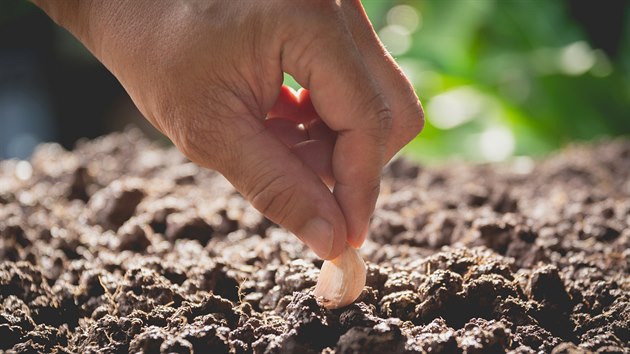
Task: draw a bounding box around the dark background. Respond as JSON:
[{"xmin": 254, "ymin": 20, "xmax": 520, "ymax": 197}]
[{"xmin": 1, "ymin": 0, "xmax": 629, "ymax": 162}]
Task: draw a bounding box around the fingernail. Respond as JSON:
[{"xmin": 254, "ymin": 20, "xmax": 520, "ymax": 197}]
[
  {"xmin": 299, "ymin": 217, "xmax": 334, "ymax": 259},
  {"xmin": 348, "ymin": 223, "xmax": 369, "ymax": 249}
]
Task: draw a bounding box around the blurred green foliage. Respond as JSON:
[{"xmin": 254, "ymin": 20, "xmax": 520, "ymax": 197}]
[{"xmin": 286, "ymin": 0, "xmax": 630, "ymax": 163}]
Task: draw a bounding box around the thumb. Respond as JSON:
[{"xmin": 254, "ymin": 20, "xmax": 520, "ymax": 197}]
[{"xmin": 217, "ymin": 119, "xmax": 347, "ymax": 260}]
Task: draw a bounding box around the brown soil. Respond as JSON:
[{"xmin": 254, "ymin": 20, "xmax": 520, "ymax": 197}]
[{"xmin": 1, "ymin": 128, "xmax": 628, "ymax": 354}]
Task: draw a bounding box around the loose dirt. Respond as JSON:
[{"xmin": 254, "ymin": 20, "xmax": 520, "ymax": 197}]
[{"xmin": 1, "ymin": 129, "xmax": 628, "ymax": 353}]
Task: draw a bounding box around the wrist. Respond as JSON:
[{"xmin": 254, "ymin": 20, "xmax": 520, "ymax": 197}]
[
  {"xmin": 31, "ymin": 0, "xmax": 85, "ymax": 29},
  {"xmin": 30, "ymin": 1, "xmax": 124, "ymax": 61}
]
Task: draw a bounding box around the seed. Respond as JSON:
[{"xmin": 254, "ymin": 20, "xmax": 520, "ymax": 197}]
[{"xmin": 314, "ymin": 245, "xmax": 366, "ymax": 309}]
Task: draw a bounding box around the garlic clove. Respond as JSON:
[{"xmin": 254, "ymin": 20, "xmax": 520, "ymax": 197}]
[{"xmin": 314, "ymin": 245, "xmax": 367, "ymax": 309}]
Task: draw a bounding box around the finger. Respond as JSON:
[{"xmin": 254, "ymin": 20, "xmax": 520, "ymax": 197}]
[
  {"xmin": 307, "ymin": 119, "xmax": 336, "ymax": 146},
  {"xmin": 282, "ymin": 6, "xmax": 392, "ymax": 247},
  {"xmin": 268, "ymin": 85, "xmax": 302, "ymax": 121},
  {"xmin": 265, "ymin": 89, "xmax": 334, "ymax": 186},
  {"xmin": 298, "ymin": 90, "xmax": 338, "ymax": 145},
  {"xmin": 264, "ymin": 117, "xmax": 308, "ymax": 147},
  {"xmin": 341, "ymin": 0, "xmax": 425, "ymax": 163},
  {"xmin": 292, "ymin": 139, "xmax": 335, "ymax": 187},
  {"xmin": 297, "ymin": 88, "xmax": 322, "ymax": 124},
  {"xmin": 219, "ymin": 119, "xmax": 347, "ymax": 260}
]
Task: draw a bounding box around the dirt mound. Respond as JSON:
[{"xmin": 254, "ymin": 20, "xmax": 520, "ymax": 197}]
[{"xmin": 1, "ymin": 129, "xmax": 628, "ymax": 353}]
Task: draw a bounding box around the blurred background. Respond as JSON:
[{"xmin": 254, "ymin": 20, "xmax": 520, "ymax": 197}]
[{"xmin": 1, "ymin": 0, "xmax": 629, "ymax": 163}]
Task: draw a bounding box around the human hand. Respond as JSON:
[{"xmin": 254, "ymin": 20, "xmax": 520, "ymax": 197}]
[{"xmin": 34, "ymin": 0, "xmax": 424, "ymax": 259}]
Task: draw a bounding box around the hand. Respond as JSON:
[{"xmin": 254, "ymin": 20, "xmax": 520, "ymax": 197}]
[{"xmin": 34, "ymin": 0, "xmax": 424, "ymax": 259}]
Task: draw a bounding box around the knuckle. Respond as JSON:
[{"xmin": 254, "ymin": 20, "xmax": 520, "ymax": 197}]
[
  {"xmin": 376, "ymin": 105, "xmax": 394, "ymax": 134},
  {"xmin": 406, "ymin": 99, "xmax": 425, "ymax": 136},
  {"xmin": 365, "ymin": 93, "xmax": 393, "ymax": 145},
  {"xmin": 389, "ymin": 97, "xmax": 424, "ymax": 146},
  {"xmin": 369, "ymin": 93, "xmax": 393, "ymax": 126}
]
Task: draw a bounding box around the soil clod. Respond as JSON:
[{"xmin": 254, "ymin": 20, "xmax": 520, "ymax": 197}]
[{"xmin": 1, "ymin": 130, "xmax": 628, "ymax": 353}]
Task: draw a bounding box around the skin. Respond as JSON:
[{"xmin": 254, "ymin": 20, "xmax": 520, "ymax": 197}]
[{"xmin": 32, "ymin": 0, "xmax": 424, "ymax": 260}]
